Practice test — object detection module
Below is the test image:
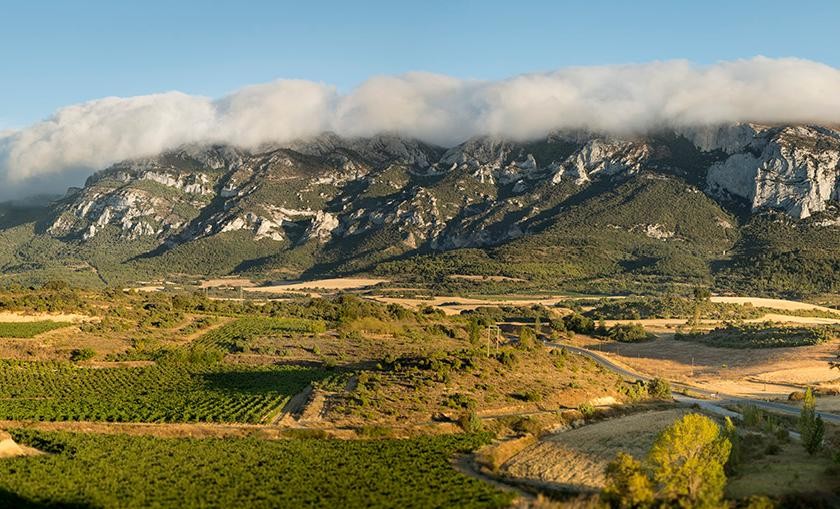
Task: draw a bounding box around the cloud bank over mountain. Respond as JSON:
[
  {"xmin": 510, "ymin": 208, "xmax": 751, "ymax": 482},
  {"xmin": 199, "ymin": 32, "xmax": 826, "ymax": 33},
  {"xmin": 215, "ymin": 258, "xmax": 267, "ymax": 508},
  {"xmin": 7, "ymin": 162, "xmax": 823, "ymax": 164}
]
[{"xmin": 3, "ymin": 57, "xmax": 840, "ymax": 199}]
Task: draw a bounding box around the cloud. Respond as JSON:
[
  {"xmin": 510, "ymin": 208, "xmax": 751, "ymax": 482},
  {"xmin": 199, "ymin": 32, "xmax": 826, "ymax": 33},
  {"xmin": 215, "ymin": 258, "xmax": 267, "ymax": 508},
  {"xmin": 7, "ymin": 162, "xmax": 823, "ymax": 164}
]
[{"xmin": 3, "ymin": 56, "xmax": 840, "ymax": 199}]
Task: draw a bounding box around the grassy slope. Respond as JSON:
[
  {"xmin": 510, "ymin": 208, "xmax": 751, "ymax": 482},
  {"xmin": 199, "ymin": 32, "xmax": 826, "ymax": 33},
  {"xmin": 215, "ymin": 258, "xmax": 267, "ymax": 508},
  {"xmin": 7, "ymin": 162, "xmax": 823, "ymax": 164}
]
[
  {"xmin": 375, "ymin": 175, "xmax": 739, "ymax": 292},
  {"xmin": 719, "ymin": 212, "xmax": 840, "ymax": 295}
]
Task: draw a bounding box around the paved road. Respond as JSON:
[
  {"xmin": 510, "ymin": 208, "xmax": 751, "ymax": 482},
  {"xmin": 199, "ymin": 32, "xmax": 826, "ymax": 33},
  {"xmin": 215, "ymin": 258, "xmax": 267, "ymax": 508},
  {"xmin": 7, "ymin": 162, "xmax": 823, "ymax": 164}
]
[{"xmin": 551, "ymin": 342, "xmax": 840, "ymax": 425}]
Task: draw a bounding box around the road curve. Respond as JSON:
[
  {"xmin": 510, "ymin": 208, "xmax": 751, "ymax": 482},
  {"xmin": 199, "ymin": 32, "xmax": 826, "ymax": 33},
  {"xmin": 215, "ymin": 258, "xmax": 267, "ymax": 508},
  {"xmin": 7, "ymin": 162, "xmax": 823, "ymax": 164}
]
[{"xmin": 550, "ymin": 342, "xmax": 840, "ymax": 425}]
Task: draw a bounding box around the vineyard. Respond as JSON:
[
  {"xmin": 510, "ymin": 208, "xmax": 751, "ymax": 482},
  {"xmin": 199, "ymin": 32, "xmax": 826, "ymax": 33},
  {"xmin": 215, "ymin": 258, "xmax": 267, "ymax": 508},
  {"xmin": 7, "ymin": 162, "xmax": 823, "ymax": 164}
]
[
  {"xmin": 0, "ymin": 430, "xmax": 511, "ymax": 509},
  {"xmin": 0, "ymin": 359, "xmax": 328, "ymax": 423},
  {"xmin": 0, "ymin": 320, "xmax": 70, "ymax": 338},
  {"xmin": 193, "ymin": 317, "xmax": 327, "ymax": 353}
]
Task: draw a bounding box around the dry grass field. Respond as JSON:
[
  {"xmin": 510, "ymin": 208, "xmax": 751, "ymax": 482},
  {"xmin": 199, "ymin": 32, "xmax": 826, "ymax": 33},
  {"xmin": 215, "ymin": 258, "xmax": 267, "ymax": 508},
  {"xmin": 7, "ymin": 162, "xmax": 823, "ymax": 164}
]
[
  {"xmin": 0, "ymin": 312, "xmax": 91, "ymax": 323},
  {"xmin": 501, "ymin": 409, "xmax": 691, "ymax": 491},
  {"xmin": 245, "ymin": 278, "xmax": 389, "ymax": 294},
  {"xmin": 372, "ymin": 296, "xmax": 569, "ymax": 315},
  {"xmin": 572, "ymin": 335, "xmax": 840, "ymax": 399},
  {"xmin": 711, "ymin": 296, "xmax": 840, "ymax": 314}
]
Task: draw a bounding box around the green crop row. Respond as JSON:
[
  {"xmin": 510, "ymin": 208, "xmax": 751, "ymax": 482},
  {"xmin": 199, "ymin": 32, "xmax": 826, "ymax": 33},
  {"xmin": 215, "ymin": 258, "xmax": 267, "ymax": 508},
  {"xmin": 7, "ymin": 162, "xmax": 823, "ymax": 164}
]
[
  {"xmin": 0, "ymin": 320, "xmax": 70, "ymax": 338},
  {"xmin": 0, "ymin": 359, "xmax": 328, "ymax": 423},
  {"xmin": 193, "ymin": 317, "xmax": 327, "ymax": 353},
  {"xmin": 0, "ymin": 430, "xmax": 511, "ymax": 509}
]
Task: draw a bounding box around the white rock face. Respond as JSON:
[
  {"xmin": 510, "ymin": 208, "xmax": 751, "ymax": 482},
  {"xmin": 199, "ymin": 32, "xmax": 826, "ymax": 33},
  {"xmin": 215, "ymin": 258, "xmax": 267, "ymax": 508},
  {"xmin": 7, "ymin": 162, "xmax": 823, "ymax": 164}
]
[
  {"xmin": 141, "ymin": 171, "xmax": 213, "ymax": 195},
  {"xmin": 50, "ymin": 189, "xmax": 167, "ymax": 240},
  {"xmin": 707, "ymin": 126, "xmax": 840, "ymax": 218},
  {"xmin": 639, "ymin": 224, "xmax": 675, "ymax": 240},
  {"xmin": 304, "ymin": 211, "xmax": 339, "ymax": 242},
  {"xmin": 552, "ymin": 139, "xmax": 650, "ymax": 185},
  {"xmin": 44, "ymin": 126, "xmax": 840, "ymax": 258}
]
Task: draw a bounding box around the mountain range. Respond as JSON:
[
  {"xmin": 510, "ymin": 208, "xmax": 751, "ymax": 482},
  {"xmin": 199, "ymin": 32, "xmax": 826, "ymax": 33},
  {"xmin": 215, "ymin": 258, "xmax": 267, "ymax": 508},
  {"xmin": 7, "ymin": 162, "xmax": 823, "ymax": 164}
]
[{"xmin": 2, "ymin": 123, "xmax": 840, "ymax": 295}]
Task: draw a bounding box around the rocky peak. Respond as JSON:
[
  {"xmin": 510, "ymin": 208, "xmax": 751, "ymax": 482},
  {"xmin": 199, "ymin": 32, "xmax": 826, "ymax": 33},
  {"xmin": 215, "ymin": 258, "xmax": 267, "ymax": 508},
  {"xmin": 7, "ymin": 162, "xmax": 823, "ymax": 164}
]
[
  {"xmin": 706, "ymin": 124, "xmax": 840, "ymax": 218},
  {"xmin": 41, "ymin": 125, "xmax": 840, "ymax": 254}
]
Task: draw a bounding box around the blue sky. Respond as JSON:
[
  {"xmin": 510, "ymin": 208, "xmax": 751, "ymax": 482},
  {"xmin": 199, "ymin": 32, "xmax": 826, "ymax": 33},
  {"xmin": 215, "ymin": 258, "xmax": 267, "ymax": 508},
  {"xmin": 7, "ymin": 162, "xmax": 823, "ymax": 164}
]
[{"xmin": 2, "ymin": 0, "xmax": 839, "ymax": 129}]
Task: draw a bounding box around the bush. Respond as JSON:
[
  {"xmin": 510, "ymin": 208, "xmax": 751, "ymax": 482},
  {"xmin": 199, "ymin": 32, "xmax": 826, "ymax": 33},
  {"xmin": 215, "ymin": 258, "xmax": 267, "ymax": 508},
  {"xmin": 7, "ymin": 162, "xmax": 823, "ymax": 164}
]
[
  {"xmin": 562, "ymin": 313, "xmax": 595, "ymax": 335},
  {"xmin": 646, "ymin": 378, "xmax": 671, "ymax": 399},
  {"xmin": 789, "ymin": 391, "xmax": 805, "ymax": 401},
  {"xmin": 517, "ymin": 326, "xmax": 538, "ymax": 350},
  {"xmin": 675, "ymin": 323, "xmax": 836, "ymax": 349},
  {"xmin": 458, "ymin": 411, "xmax": 483, "ymax": 433},
  {"xmin": 443, "ymin": 393, "xmax": 476, "ymax": 411},
  {"xmin": 607, "ymin": 323, "xmax": 651, "ymax": 343},
  {"xmin": 603, "ymin": 452, "xmax": 655, "ymax": 507},
  {"xmin": 577, "ymin": 402, "xmax": 595, "ymax": 419},
  {"xmin": 69, "ymin": 348, "xmax": 96, "ymax": 362}
]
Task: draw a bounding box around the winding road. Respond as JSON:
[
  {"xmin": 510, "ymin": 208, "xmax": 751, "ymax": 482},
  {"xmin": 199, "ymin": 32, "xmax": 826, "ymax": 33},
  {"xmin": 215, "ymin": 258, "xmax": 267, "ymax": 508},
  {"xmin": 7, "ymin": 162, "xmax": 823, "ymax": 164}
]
[{"xmin": 551, "ymin": 342, "xmax": 840, "ymax": 425}]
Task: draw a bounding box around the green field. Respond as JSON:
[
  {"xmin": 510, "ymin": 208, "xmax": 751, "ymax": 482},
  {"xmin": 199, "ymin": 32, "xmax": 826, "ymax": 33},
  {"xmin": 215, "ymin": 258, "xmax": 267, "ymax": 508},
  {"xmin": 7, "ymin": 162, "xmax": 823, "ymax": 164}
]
[
  {"xmin": 0, "ymin": 321, "xmax": 70, "ymax": 338},
  {"xmin": 193, "ymin": 317, "xmax": 327, "ymax": 353},
  {"xmin": 0, "ymin": 359, "xmax": 328, "ymax": 423},
  {"xmin": 0, "ymin": 430, "xmax": 511, "ymax": 509},
  {"xmin": 675, "ymin": 323, "xmax": 837, "ymax": 349}
]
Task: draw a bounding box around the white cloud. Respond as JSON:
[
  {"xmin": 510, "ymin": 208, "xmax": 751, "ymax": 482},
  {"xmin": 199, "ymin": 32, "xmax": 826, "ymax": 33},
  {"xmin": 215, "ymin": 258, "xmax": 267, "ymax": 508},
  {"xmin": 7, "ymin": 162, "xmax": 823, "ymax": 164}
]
[{"xmin": 3, "ymin": 57, "xmax": 840, "ymax": 199}]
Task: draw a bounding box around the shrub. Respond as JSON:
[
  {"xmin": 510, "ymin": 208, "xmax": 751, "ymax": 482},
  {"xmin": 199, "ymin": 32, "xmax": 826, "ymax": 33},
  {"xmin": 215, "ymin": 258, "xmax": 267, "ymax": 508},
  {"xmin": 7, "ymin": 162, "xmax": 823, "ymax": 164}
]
[
  {"xmin": 800, "ymin": 387, "xmax": 825, "ymax": 455},
  {"xmin": 443, "ymin": 393, "xmax": 476, "ymax": 411},
  {"xmin": 607, "ymin": 323, "xmax": 651, "ymax": 343},
  {"xmin": 517, "ymin": 326, "xmax": 538, "ymax": 350},
  {"xmin": 675, "ymin": 323, "xmax": 836, "ymax": 349},
  {"xmin": 69, "ymin": 348, "xmax": 96, "ymax": 362},
  {"xmin": 562, "ymin": 313, "xmax": 595, "ymax": 335},
  {"xmin": 577, "ymin": 402, "xmax": 595, "ymax": 419},
  {"xmin": 788, "ymin": 391, "xmax": 805, "ymax": 401},
  {"xmin": 458, "ymin": 411, "xmax": 483, "ymax": 433},
  {"xmin": 603, "ymin": 452, "xmax": 655, "ymax": 508},
  {"xmin": 646, "ymin": 378, "xmax": 671, "ymax": 399}
]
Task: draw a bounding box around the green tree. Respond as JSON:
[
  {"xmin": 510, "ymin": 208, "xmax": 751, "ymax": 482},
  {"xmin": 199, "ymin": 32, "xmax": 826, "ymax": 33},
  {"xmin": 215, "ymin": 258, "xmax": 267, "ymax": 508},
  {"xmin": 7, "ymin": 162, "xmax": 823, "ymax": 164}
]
[
  {"xmin": 517, "ymin": 326, "xmax": 537, "ymax": 350},
  {"xmin": 799, "ymin": 387, "xmax": 825, "ymax": 455},
  {"xmin": 646, "ymin": 413, "xmax": 731, "ymax": 508},
  {"xmin": 467, "ymin": 318, "xmax": 481, "ymax": 346},
  {"xmin": 722, "ymin": 416, "xmax": 741, "ymax": 474},
  {"xmin": 693, "ymin": 287, "xmax": 712, "ymax": 302},
  {"xmin": 604, "ymin": 452, "xmax": 655, "ymax": 508}
]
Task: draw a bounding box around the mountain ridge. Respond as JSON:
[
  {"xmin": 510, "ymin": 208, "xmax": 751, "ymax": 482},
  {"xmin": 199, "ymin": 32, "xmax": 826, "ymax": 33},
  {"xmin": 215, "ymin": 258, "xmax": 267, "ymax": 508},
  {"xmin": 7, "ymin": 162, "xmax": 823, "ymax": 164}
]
[{"xmin": 2, "ymin": 123, "xmax": 840, "ymax": 294}]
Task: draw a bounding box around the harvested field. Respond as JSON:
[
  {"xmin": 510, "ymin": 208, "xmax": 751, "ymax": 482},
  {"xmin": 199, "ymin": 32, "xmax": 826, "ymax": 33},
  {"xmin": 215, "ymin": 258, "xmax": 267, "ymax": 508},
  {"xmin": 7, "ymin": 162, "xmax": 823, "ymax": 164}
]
[
  {"xmin": 501, "ymin": 409, "xmax": 691, "ymax": 491},
  {"xmin": 0, "ymin": 312, "xmax": 90, "ymax": 323},
  {"xmin": 448, "ymin": 275, "xmax": 528, "ymax": 283},
  {"xmin": 245, "ymin": 277, "xmax": 389, "ymax": 294},
  {"xmin": 711, "ymin": 296, "xmax": 840, "ymax": 314},
  {"xmin": 572, "ymin": 335, "xmax": 840, "ymax": 399},
  {"xmin": 199, "ymin": 278, "xmax": 256, "ymax": 288},
  {"xmin": 603, "ymin": 314, "xmax": 840, "ymax": 333},
  {"xmin": 373, "ymin": 296, "xmax": 568, "ymax": 315}
]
